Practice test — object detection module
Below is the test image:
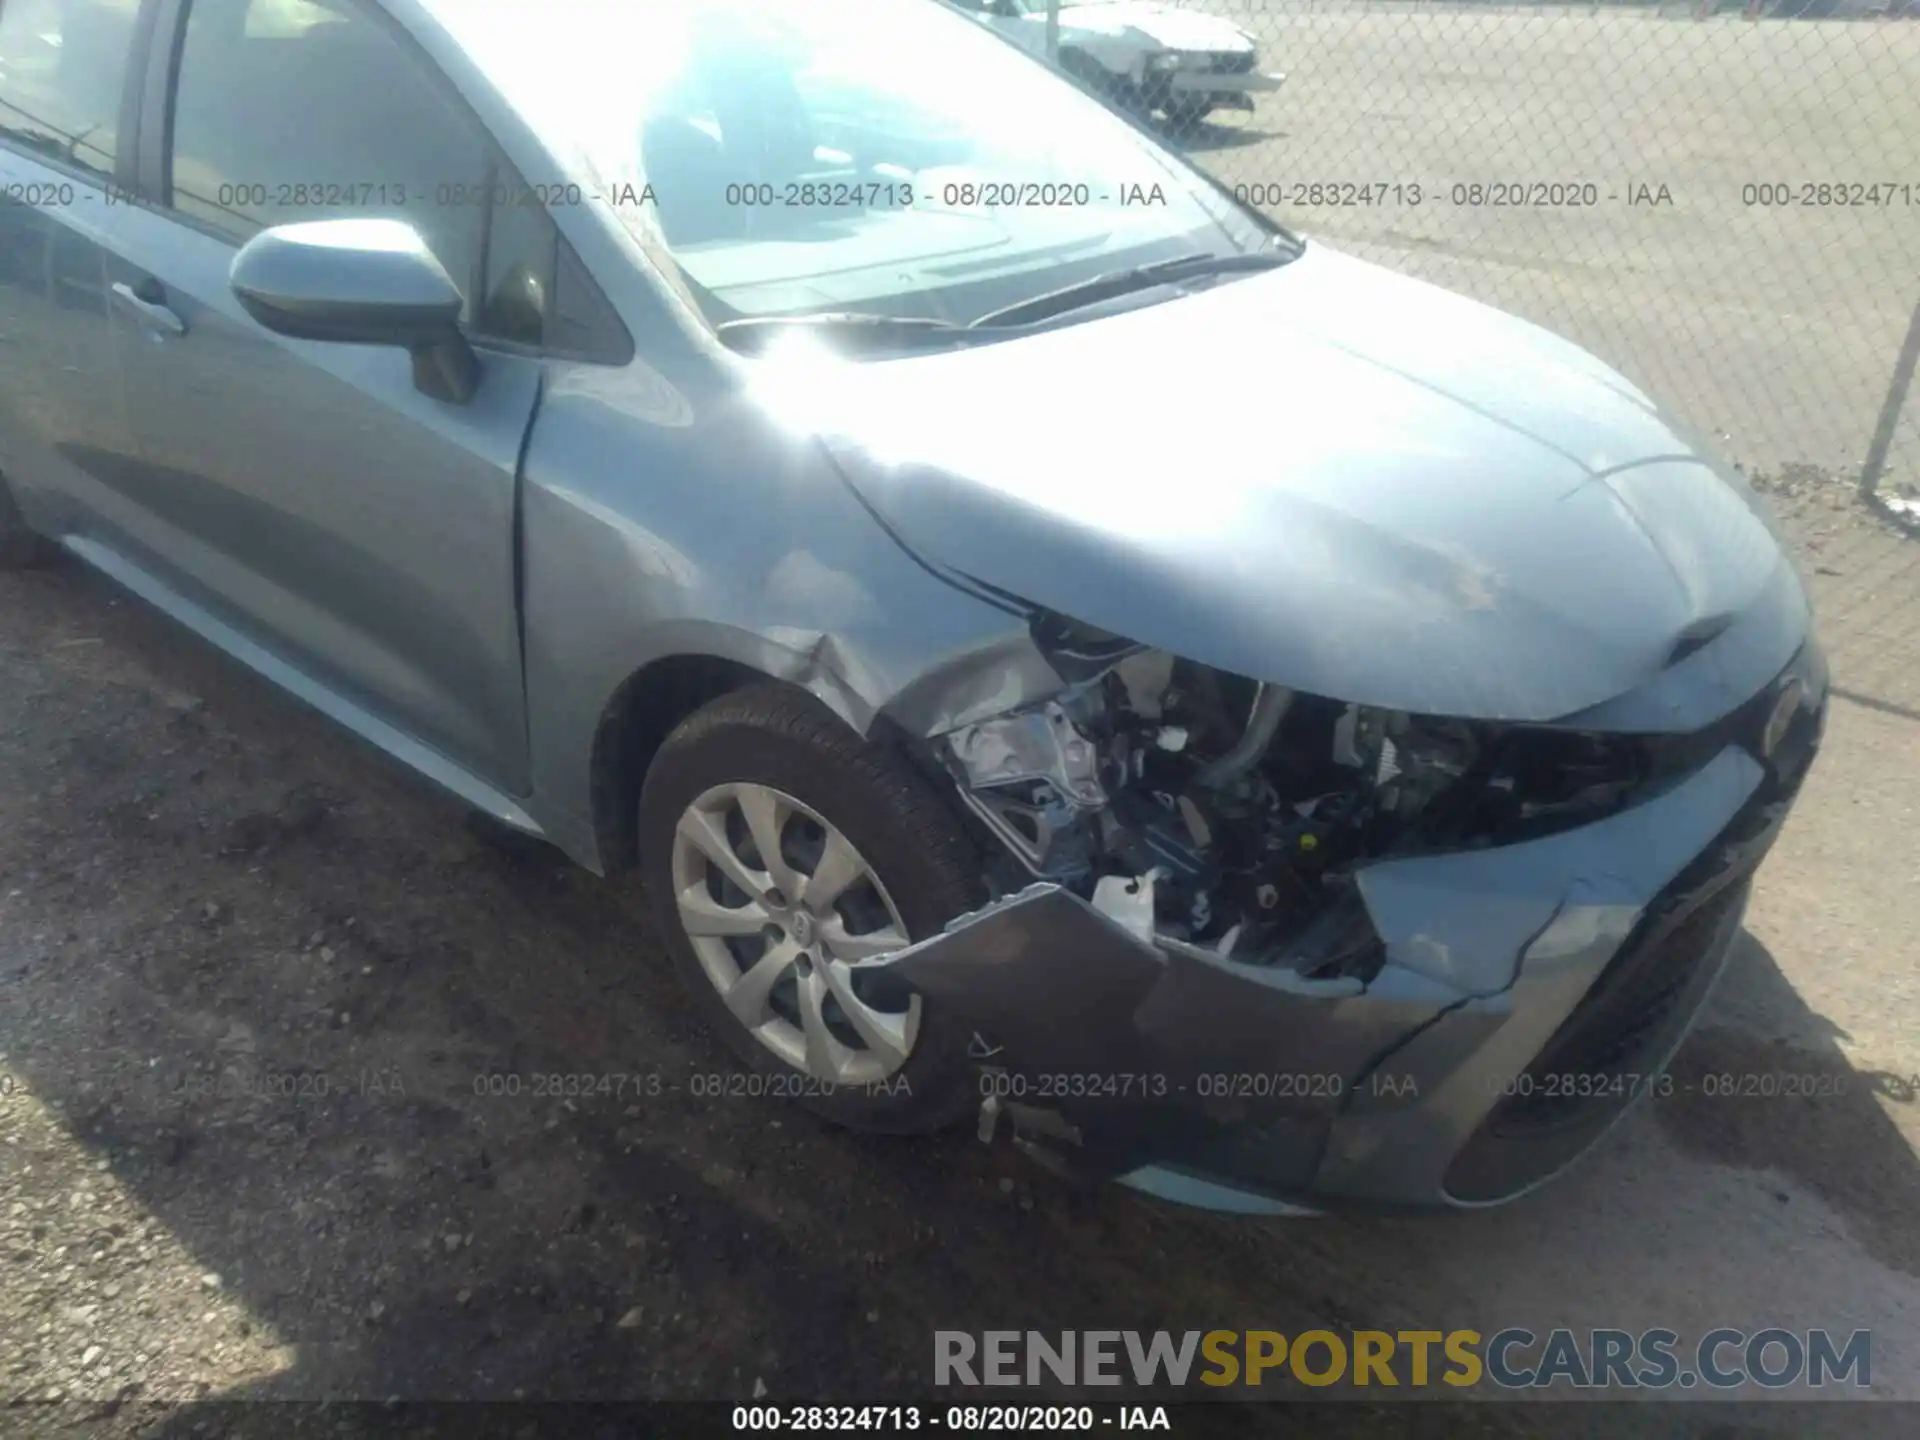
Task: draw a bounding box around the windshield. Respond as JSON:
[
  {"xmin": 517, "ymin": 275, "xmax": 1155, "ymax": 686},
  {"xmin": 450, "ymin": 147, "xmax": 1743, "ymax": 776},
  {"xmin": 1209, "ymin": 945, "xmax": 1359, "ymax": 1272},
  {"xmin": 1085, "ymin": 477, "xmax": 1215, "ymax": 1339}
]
[{"xmin": 434, "ymin": 0, "xmax": 1273, "ymax": 329}]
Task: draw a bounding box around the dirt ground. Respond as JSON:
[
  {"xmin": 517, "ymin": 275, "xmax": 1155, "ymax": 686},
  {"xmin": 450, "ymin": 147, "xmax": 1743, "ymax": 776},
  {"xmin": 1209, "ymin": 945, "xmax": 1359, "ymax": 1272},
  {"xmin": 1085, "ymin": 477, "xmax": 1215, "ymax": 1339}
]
[{"xmin": 0, "ymin": 471, "xmax": 1916, "ymax": 1439}]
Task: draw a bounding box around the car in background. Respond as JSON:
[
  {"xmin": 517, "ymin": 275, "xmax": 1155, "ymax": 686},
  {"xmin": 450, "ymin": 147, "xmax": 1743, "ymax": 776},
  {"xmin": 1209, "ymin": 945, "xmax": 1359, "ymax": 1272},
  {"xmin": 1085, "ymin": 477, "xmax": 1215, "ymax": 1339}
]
[{"xmin": 948, "ymin": 0, "xmax": 1283, "ymax": 126}]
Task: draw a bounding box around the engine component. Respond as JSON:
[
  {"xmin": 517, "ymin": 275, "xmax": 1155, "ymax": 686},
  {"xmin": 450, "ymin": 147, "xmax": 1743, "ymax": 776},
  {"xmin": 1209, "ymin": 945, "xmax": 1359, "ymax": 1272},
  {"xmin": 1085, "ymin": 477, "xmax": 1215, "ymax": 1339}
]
[
  {"xmin": 940, "ymin": 642, "xmax": 1649, "ymax": 974},
  {"xmin": 948, "ymin": 700, "xmax": 1104, "ymax": 806},
  {"xmin": 1113, "ymin": 649, "xmax": 1177, "ymax": 719},
  {"xmin": 946, "ymin": 700, "xmax": 1107, "ymax": 880},
  {"xmin": 960, "ymin": 787, "xmax": 1098, "ymax": 880},
  {"xmin": 1330, "ymin": 703, "xmax": 1374, "ymax": 769},
  {"xmin": 1103, "ymin": 787, "xmax": 1218, "ymax": 888},
  {"xmin": 1194, "ymin": 683, "xmax": 1293, "ymax": 790},
  {"xmin": 1092, "ymin": 870, "xmax": 1159, "ymax": 944}
]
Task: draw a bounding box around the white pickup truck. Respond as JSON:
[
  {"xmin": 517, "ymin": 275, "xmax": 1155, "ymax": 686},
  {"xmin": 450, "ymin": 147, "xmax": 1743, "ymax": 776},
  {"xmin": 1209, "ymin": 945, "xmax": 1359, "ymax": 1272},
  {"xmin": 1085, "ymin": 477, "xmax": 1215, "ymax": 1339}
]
[{"xmin": 946, "ymin": 0, "xmax": 1284, "ymax": 126}]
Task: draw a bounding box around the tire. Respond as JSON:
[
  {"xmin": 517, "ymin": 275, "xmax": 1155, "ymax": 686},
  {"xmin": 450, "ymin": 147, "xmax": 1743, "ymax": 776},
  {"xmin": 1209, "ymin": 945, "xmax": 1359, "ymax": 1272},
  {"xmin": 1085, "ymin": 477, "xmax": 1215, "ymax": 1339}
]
[
  {"xmin": 638, "ymin": 682, "xmax": 985, "ymax": 1134},
  {"xmin": 0, "ymin": 475, "xmax": 56, "ymax": 570}
]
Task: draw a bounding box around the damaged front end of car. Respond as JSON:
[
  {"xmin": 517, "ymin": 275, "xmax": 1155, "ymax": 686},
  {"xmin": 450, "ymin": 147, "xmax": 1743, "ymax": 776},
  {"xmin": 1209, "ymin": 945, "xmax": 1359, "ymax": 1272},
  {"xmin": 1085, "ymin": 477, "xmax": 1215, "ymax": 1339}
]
[{"xmin": 863, "ymin": 613, "xmax": 1829, "ymax": 1212}]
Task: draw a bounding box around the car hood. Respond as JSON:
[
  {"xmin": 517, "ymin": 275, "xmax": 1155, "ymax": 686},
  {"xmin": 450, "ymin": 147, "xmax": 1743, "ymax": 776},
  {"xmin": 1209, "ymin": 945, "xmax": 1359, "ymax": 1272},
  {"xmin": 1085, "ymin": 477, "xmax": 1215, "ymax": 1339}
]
[
  {"xmin": 747, "ymin": 242, "xmax": 1807, "ymax": 725},
  {"xmin": 1058, "ymin": 3, "xmax": 1254, "ymax": 49}
]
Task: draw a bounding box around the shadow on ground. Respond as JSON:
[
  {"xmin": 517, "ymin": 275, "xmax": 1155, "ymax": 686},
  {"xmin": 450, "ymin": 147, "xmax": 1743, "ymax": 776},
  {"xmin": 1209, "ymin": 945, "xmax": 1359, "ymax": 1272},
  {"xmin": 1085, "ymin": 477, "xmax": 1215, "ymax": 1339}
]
[{"xmin": 1157, "ymin": 115, "xmax": 1281, "ymax": 154}]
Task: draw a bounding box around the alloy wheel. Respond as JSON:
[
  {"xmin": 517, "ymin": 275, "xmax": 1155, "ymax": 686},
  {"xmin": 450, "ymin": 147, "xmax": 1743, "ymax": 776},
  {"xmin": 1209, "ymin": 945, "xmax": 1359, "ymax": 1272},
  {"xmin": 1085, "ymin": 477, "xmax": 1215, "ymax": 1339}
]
[{"xmin": 670, "ymin": 782, "xmax": 919, "ymax": 1085}]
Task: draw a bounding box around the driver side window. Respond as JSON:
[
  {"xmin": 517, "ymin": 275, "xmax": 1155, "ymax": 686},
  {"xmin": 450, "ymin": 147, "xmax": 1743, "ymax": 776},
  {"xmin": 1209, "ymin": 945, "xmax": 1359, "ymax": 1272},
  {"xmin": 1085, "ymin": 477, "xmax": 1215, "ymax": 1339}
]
[{"xmin": 167, "ymin": 0, "xmax": 557, "ymax": 347}]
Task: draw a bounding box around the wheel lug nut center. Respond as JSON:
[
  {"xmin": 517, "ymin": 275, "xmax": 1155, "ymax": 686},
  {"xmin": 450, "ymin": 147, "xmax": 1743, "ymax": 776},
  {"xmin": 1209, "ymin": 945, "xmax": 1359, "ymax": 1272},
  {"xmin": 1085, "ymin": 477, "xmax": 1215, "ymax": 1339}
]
[{"xmin": 788, "ymin": 910, "xmax": 816, "ymax": 948}]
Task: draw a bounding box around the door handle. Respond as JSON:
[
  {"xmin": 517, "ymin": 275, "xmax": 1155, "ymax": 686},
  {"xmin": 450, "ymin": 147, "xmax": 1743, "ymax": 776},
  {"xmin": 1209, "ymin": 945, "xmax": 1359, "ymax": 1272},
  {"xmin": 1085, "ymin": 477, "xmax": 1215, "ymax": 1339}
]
[{"xmin": 110, "ymin": 280, "xmax": 187, "ymax": 338}]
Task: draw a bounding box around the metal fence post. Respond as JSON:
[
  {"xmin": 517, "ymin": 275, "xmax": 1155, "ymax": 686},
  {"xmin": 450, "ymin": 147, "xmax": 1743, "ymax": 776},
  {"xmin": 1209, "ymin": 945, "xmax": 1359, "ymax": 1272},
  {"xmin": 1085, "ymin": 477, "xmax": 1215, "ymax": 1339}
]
[
  {"xmin": 1860, "ymin": 301, "xmax": 1920, "ymax": 505},
  {"xmin": 1046, "ymin": 0, "xmax": 1059, "ymax": 62}
]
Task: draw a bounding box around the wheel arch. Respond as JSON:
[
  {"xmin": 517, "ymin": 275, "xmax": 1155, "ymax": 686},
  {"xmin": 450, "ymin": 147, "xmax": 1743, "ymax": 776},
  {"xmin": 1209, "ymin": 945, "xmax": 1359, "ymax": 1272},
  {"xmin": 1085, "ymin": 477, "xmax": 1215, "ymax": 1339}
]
[
  {"xmin": 589, "ymin": 653, "xmax": 772, "ymax": 878},
  {"xmin": 571, "ymin": 596, "xmax": 1062, "ymax": 879},
  {"xmin": 585, "ymin": 646, "xmax": 1009, "ymax": 883},
  {"xmin": 587, "ymin": 622, "xmax": 954, "ymax": 876}
]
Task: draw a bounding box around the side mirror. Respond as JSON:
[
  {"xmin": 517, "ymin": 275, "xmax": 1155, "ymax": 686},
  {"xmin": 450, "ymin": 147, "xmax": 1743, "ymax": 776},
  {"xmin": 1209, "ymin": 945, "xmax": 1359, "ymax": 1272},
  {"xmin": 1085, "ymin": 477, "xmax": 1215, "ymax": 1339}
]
[{"xmin": 229, "ymin": 219, "xmax": 481, "ymax": 404}]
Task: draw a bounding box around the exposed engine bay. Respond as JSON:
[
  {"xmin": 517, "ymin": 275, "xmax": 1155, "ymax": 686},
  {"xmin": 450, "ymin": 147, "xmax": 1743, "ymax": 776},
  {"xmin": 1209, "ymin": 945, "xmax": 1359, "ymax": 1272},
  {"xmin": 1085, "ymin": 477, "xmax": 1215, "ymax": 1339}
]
[{"xmin": 936, "ymin": 625, "xmax": 1680, "ymax": 981}]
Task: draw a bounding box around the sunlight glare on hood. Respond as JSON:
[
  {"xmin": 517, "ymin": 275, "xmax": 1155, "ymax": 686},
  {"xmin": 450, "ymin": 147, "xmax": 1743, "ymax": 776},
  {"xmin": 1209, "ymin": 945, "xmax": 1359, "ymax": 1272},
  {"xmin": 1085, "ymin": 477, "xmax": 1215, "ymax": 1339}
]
[{"xmin": 743, "ymin": 334, "xmax": 931, "ymax": 471}]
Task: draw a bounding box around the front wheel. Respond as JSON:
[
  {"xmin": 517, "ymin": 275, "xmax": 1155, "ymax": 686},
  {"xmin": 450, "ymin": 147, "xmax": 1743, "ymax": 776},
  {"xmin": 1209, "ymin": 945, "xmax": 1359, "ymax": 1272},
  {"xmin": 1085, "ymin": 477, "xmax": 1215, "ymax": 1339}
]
[{"xmin": 638, "ymin": 683, "xmax": 984, "ymax": 1133}]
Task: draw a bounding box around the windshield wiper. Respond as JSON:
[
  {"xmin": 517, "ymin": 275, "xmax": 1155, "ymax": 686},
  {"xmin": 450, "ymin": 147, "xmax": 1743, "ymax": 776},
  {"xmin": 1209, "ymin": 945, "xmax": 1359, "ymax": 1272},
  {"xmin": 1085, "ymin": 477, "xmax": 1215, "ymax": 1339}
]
[
  {"xmin": 712, "ymin": 246, "xmax": 1295, "ymax": 355},
  {"xmin": 969, "ymin": 248, "xmax": 1293, "ymax": 330},
  {"xmin": 714, "ymin": 311, "xmax": 981, "ymax": 356}
]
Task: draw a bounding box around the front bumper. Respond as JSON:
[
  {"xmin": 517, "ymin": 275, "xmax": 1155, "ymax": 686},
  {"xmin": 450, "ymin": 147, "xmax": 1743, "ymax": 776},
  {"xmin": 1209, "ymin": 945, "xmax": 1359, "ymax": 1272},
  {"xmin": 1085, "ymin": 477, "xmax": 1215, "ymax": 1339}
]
[
  {"xmin": 1164, "ymin": 70, "xmax": 1284, "ymax": 98},
  {"xmin": 859, "ymin": 645, "xmax": 1826, "ymax": 1211}
]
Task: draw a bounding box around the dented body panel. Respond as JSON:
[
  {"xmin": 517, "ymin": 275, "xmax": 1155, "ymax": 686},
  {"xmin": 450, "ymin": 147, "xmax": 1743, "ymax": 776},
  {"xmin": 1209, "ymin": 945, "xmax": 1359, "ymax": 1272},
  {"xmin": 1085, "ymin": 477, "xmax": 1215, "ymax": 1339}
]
[
  {"xmin": 515, "ymin": 346, "xmax": 1044, "ymax": 868},
  {"xmin": 861, "ymin": 693, "xmax": 1817, "ymax": 1208},
  {"xmin": 802, "ymin": 244, "xmax": 1801, "ymax": 726}
]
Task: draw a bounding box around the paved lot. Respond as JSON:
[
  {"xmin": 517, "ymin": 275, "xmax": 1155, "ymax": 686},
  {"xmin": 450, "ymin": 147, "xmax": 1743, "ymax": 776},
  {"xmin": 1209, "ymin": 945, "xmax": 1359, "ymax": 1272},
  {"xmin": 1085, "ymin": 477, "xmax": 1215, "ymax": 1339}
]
[
  {"xmin": 1180, "ymin": 5, "xmax": 1920, "ymax": 491},
  {"xmin": 2, "ymin": 9, "xmax": 1918, "ymax": 1436}
]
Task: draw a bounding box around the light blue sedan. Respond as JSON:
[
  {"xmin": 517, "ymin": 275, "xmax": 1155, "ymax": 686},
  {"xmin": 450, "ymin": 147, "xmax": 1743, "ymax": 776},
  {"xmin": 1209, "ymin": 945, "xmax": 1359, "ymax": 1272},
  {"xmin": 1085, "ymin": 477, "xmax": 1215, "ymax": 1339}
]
[{"xmin": 0, "ymin": 0, "xmax": 1825, "ymax": 1212}]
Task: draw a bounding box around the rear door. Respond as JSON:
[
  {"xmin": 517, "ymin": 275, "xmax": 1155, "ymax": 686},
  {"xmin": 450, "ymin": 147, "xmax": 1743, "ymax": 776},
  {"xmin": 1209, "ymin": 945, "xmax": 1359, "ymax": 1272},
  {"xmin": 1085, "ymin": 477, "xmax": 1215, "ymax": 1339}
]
[
  {"xmin": 102, "ymin": 0, "xmax": 555, "ymax": 793},
  {"xmin": 0, "ymin": 0, "xmax": 146, "ymax": 536}
]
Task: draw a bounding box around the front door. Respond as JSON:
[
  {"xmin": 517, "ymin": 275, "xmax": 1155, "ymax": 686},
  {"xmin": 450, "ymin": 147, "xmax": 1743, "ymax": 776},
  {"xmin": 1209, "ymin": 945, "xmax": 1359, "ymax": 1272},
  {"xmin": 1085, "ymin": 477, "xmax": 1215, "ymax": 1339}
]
[{"xmin": 104, "ymin": 0, "xmax": 558, "ymax": 792}]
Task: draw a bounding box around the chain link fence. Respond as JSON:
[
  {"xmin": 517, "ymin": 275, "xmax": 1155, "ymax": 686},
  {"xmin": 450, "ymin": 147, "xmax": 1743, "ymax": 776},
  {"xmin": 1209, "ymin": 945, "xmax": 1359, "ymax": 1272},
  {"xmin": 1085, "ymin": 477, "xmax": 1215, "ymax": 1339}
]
[{"xmin": 1053, "ymin": 0, "xmax": 1920, "ymax": 711}]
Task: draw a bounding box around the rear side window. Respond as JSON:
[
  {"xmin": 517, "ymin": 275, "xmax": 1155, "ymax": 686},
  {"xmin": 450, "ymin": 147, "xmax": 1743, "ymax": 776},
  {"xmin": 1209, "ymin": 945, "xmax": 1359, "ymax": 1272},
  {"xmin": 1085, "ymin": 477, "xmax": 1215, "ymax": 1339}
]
[{"xmin": 0, "ymin": 0, "xmax": 140, "ymax": 182}]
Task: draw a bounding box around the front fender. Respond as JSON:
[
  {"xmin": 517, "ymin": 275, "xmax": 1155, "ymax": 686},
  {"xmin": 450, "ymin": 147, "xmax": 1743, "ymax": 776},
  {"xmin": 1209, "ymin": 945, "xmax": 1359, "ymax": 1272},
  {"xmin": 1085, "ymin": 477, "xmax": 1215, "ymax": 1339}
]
[{"xmin": 517, "ymin": 360, "xmax": 1049, "ymax": 873}]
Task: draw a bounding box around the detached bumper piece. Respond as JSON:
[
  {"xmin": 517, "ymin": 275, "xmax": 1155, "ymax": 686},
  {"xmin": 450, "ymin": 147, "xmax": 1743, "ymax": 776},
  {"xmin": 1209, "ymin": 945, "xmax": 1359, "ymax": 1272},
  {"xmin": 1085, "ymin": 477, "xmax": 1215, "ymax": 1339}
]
[
  {"xmin": 860, "ymin": 647, "xmax": 1826, "ymax": 1212},
  {"xmin": 866, "ymin": 880, "xmax": 1435, "ymax": 1202}
]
